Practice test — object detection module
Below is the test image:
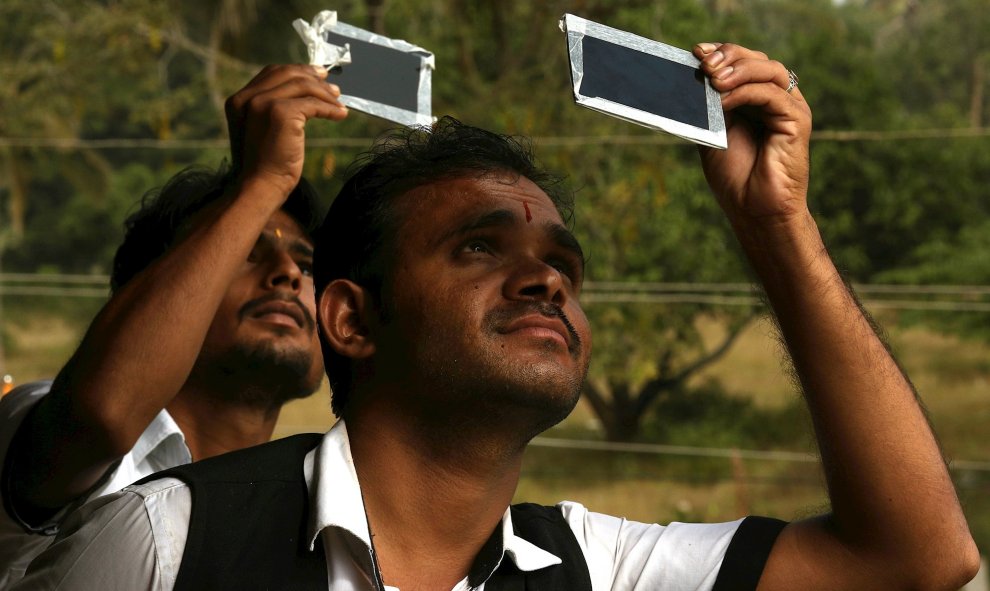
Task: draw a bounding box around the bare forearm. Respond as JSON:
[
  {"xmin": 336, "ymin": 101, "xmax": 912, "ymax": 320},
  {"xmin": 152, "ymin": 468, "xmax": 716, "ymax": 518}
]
[
  {"xmin": 15, "ymin": 64, "xmax": 346, "ymax": 511},
  {"xmin": 739, "ymin": 210, "xmax": 976, "ymax": 586},
  {"xmin": 69, "ymin": 182, "xmax": 282, "ymax": 427},
  {"xmin": 23, "ymin": 179, "xmax": 285, "ymax": 508}
]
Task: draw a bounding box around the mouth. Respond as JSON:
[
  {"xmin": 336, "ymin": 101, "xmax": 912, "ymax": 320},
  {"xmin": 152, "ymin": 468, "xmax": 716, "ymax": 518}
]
[
  {"xmin": 244, "ymin": 299, "xmax": 309, "ymax": 330},
  {"xmin": 500, "ymin": 314, "xmax": 573, "ymax": 349}
]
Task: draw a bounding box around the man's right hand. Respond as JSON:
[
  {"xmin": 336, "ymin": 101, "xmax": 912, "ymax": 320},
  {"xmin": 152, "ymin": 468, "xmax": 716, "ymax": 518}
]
[{"xmin": 225, "ymin": 64, "xmax": 349, "ymax": 199}]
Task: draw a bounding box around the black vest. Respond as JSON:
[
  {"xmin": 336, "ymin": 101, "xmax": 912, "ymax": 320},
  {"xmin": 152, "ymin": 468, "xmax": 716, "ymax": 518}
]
[{"xmin": 138, "ymin": 434, "xmax": 592, "ymax": 590}]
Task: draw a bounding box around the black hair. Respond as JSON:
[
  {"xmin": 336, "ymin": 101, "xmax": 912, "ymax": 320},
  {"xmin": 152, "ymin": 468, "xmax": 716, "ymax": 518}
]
[
  {"xmin": 314, "ymin": 116, "xmax": 574, "ymax": 417},
  {"xmin": 110, "ymin": 162, "xmax": 324, "ymax": 293}
]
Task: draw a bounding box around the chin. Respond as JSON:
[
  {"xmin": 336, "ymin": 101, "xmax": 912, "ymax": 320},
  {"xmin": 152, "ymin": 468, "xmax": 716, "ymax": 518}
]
[
  {"xmin": 201, "ymin": 339, "xmax": 322, "ymax": 406},
  {"xmin": 475, "ymin": 365, "xmax": 583, "ymax": 431}
]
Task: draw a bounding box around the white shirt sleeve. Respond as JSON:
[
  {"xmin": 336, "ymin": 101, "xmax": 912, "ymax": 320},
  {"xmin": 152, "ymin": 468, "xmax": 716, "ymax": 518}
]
[
  {"xmin": 558, "ymin": 500, "xmax": 742, "ymax": 591},
  {"xmin": 0, "ymin": 382, "xmax": 64, "ymax": 587},
  {"xmin": 12, "ymin": 478, "xmax": 192, "ymax": 591}
]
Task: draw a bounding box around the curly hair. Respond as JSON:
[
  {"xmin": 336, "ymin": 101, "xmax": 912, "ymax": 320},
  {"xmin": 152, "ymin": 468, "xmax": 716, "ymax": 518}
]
[{"xmin": 111, "ymin": 163, "xmax": 324, "ymax": 293}]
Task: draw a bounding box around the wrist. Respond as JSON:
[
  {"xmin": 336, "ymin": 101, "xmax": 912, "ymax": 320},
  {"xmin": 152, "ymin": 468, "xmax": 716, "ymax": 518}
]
[
  {"xmin": 227, "ymin": 172, "xmax": 297, "ymax": 213},
  {"xmin": 731, "ymin": 209, "xmax": 834, "ymax": 290}
]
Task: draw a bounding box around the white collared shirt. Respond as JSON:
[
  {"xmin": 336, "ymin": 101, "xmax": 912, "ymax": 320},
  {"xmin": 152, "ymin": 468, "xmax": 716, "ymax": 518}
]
[
  {"xmin": 0, "ymin": 381, "xmax": 191, "ymax": 587},
  {"xmin": 14, "ymin": 421, "xmax": 746, "ymax": 590}
]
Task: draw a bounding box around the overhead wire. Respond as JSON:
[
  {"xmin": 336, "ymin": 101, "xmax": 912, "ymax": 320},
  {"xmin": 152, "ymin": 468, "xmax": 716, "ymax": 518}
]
[
  {"xmin": 3, "ymin": 276, "xmax": 990, "ymax": 312},
  {"xmin": 1, "ymin": 127, "xmax": 989, "ymax": 150}
]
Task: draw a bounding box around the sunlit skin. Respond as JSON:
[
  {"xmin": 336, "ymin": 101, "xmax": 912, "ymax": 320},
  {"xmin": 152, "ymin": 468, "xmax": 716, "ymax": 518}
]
[
  {"xmin": 11, "ymin": 53, "xmax": 979, "ymax": 591},
  {"xmin": 3, "ymin": 64, "xmax": 344, "ymax": 549},
  {"xmin": 361, "ymin": 174, "xmax": 592, "ymax": 443},
  {"xmin": 160, "ymin": 210, "xmax": 324, "ymax": 462},
  {"xmin": 193, "ymin": 209, "xmax": 324, "ymax": 396},
  {"xmin": 208, "ymin": 213, "xmax": 315, "ymax": 346},
  {"xmin": 334, "ymin": 173, "xmax": 593, "ymax": 590}
]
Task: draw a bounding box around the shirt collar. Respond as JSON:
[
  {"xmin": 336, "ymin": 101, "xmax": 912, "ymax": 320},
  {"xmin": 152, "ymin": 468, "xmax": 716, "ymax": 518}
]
[
  {"xmin": 305, "ymin": 420, "xmax": 372, "ymax": 551},
  {"xmin": 502, "ymin": 508, "xmax": 562, "ymax": 572},
  {"xmin": 304, "ymin": 420, "xmax": 562, "ymax": 584},
  {"xmin": 465, "ymin": 506, "xmax": 562, "ymax": 586},
  {"xmin": 129, "ymin": 408, "xmax": 188, "ymax": 466}
]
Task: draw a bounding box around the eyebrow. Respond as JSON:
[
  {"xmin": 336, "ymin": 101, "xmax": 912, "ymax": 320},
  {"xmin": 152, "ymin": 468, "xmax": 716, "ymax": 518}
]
[
  {"xmin": 439, "ymin": 208, "xmax": 585, "ymax": 267},
  {"xmin": 437, "ymin": 209, "xmax": 518, "ymax": 246},
  {"xmin": 546, "ymin": 223, "xmax": 586, "ymax": 269}
]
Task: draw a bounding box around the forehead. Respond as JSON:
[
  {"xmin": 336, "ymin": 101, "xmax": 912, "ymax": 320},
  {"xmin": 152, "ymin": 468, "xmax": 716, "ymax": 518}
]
[
  {"xmin": 267, "ymin": 209, "xmax": 311, "ymax": 243},
  {"xmin": 395, "ymin": 174, "xmax": 563, "ymax": 234}
]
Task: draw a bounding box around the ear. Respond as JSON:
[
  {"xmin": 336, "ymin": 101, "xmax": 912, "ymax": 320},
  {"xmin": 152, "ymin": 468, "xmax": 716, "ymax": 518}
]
[{"xmin": 318, "ymin": 279, "xmax": 376, "ymax": 360}]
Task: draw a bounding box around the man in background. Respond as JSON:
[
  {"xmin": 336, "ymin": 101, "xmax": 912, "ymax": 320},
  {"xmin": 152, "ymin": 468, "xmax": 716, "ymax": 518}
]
[{"xmin": 0, "ymin": 64, "xmax": 348, "ymax": 585}]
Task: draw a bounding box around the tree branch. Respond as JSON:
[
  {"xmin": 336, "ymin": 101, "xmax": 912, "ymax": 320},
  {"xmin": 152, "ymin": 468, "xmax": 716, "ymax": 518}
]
[{"xmin": 634, "ymin": 313, "xmax": 756, "ymax": 416}]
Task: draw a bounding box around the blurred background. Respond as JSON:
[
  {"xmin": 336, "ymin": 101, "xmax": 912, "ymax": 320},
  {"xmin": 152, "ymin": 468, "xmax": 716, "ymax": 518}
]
[{"xmin": 1, "ymin": 0, "xmax": 988, "ymax": 578}]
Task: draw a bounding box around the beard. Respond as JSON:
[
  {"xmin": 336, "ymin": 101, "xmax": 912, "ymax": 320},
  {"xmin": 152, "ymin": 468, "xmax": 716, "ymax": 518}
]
[
  {"xmin": 193, "ymin": 339, "xmax": 321, "ymax": 410},
  {"xmin": 391, "ymin": 301, "xmax": 589, "ymax": 444}
]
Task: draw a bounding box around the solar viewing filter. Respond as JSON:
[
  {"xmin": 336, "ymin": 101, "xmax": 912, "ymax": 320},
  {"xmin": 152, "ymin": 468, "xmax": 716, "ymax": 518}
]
[{"xmin": 561, "ymin": 13, "xmax": 727, "ymax": 149}]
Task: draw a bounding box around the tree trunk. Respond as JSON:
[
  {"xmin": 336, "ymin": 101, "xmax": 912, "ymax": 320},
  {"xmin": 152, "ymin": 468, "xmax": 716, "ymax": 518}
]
[
  {"xmin": 582, "ymin": 315, "xmax": 755, "ymax": 443},
  {"xmin": 1, "ymin": 147, "xmax": 26, "ymax": 239},
  {"xmin": 366, "ymin": 0, "xmax": 387, "ymax": 35},
  {"xmin": 970, "ymin": 54, "xmax": 985, "ymax": 128}
]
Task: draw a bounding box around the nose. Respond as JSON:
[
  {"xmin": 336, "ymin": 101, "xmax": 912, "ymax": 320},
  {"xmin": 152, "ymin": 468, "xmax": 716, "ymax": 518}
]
[
  {"xmin": 263, "ymin": 251, "xmax": 303, "ymax": 293},
  {"xmin": 503, "ymin": 256, "xmax": 567, "ymax": 305}
]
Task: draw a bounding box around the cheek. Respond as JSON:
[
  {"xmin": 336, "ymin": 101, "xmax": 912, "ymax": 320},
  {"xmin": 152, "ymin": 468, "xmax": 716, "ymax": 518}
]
[
  {"xmin": 200, "ymin": 300, "xmax": 240, "ymax": 353},
  {"xmin": 570, "ymin": 306, "xmax": 592, "ymax": 347},
  {"xmin": 300, "ymin": 286, "xmax": 317, "ymax": 316},
  {"xmin": 213, "ymin": 292, "xmax": 246, "ymax": 331}
]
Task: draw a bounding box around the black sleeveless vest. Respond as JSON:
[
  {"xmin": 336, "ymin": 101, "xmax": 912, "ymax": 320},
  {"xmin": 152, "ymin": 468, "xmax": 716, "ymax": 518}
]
[{"xmin": 138, "ymin": 434, "xmax": 592, "ymax": 590}]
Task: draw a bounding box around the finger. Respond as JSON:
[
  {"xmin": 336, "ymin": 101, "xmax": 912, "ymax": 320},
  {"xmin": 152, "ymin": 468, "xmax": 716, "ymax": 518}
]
[
  {"xmin": 241, "ymin": 64, "xmax": 330, "ymax": 93},
  {"xmin": 695, "ymin": 42, "xmax": 806, "ymax": 105},
  {"xmin": 252, "ymin": 95, "xmax": 350, "ymax": 126},
  {"xmin": 700, "ymin": 42, "xmax": 769, "ymax": 68},
  {"xmin": 697, "ymin": 43, "xmax": 771, "ymax": 81},
  {"xmin": 238, "ymin": 78, "xmax": 347, "ymax": 124},
  {"xmin": 719, "ymin": 82, "xmax": 811, "ymax": 135},
  {"xmin": 283, "ymin": 97, "xmax": 348, "ymax": 121},
  {"xmin": 226, "ymin": 65, "xmax": 336, "ymax": 119},
  {"xmin": 248, "ymin": 76, "xmax": 344, "ymax": 107},
  {"xmin": 707, "ymin": 57, "xmax": 795, "ymax": 97},
  {"xmin": 693, "ymin": 42, "xmax": 723, "ymax": 60}
]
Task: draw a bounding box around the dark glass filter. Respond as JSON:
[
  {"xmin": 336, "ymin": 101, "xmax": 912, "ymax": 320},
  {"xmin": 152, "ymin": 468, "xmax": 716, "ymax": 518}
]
[
  {"xmin": 323, "ymin": 31, "xmax": 427, "ymax": 112},
  {"xmin": 579, "ymin": 35, "xmax": 708, "ymax": 129}
]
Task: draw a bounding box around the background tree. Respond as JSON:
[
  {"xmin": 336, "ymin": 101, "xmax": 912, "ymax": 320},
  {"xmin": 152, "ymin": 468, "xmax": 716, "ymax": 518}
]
[{"xmin": 2, "ymin": 0, "xmax": 989, "ymax": 442}]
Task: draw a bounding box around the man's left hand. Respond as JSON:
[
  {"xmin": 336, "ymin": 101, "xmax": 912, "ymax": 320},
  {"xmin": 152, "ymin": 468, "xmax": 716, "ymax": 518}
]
[{"xmin": 693, "ymin": 43, "xmax": 812, "ymax": 228}]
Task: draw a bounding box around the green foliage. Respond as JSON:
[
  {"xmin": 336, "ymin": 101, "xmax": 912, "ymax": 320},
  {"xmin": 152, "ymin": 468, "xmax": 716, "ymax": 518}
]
[
  {"xmin": 957, "ymin": 471, "xmax": 990, "ymax": 559},
  {"xmin": 2, "ymin": 0, "xmax": 990, "ymax": 437},
  {"xmin": 640, "ymin": 378, "xmax": 811, "ymax": 450},
  {"xmin": 1, "ymin": 0, "xmax": 989, "ymax": 550}
]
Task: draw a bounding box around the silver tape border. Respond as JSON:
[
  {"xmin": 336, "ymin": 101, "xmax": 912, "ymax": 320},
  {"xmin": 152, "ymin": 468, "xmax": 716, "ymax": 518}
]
[
  {"xmin": 325, "ymin": 21, "xmax": 435, "ymax": 128},
  {"xmin": 561, "ymin": 13, "xmax": 726, "ymax": 149}
]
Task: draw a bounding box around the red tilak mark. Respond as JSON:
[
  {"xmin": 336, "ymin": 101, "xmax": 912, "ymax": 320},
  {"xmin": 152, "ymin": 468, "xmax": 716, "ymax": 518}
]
[{"xmin": 523, "ymin": 201, "xmax": 532, "ymax": 223}]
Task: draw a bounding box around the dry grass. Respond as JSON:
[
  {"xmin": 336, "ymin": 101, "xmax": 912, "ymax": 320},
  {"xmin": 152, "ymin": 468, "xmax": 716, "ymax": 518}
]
[
  {"xmin": 4, "ymin": 304, "xmax": 987, "ymax": 460},
  {"xmin": 4, "ymin": 304, "xmax": 986, "ymax": 462},
  {"xmin": 3, "ymin": 303, "xmax": 988, "ymax": 547}
]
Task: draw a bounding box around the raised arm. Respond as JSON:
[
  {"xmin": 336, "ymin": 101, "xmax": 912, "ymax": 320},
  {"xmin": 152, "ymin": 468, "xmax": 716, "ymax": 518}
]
[
  {"xmin": 692, "ymin": 43, "xmax": 979, "ymax": 590},
  {"xmin": 8, "ymin": 65, "xmax": 346, "ymax": 514}
]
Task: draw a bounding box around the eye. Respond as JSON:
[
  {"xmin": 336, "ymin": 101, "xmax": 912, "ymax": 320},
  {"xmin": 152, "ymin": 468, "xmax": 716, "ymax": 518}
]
[
  {"xmin": 547, "ymin": 255, "xmax": 585, "ymax": 289},
  {"xmin": 463, "ymin": 240, "xmax": 493, "ymax": 255},
  {"xmin": 247, "ymin": 243, "xmax": 263, "ymax": 263},
  {"xmin": 547, "ymin": 258, "xmax": 576, "ymax": 280},
  {"xmin": 297, "ymin": 260, "xmax": 314, "ymax": 277}
]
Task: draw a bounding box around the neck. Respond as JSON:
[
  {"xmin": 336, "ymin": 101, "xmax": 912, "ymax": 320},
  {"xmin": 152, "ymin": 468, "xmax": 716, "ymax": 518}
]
[
  {"xmin": 167, "ymin": 385, "xmax": 280, "ymax": 461},
  {"xmin": 346, "ymin": 409, "xmax": 525, "ymax": 590}
]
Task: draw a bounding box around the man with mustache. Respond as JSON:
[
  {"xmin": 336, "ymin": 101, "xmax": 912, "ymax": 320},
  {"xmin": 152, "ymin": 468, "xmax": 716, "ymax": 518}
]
[
  {"xmin": 16, "ymin": 45, "xmax": 979, "ymax": 590},
  {"xmin": 0, "ymin": 64, "xmax": 347, "ymax": 585}
]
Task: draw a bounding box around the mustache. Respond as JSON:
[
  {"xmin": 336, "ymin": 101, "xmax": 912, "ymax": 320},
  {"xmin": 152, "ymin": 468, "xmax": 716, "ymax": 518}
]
[
  {"xmin": 238, "ymin": 292, "xmax": 315, "ymax": 332},
  {"xmin": 486, "ymin": 301, "xmax": 582, "ymax": 353}
]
